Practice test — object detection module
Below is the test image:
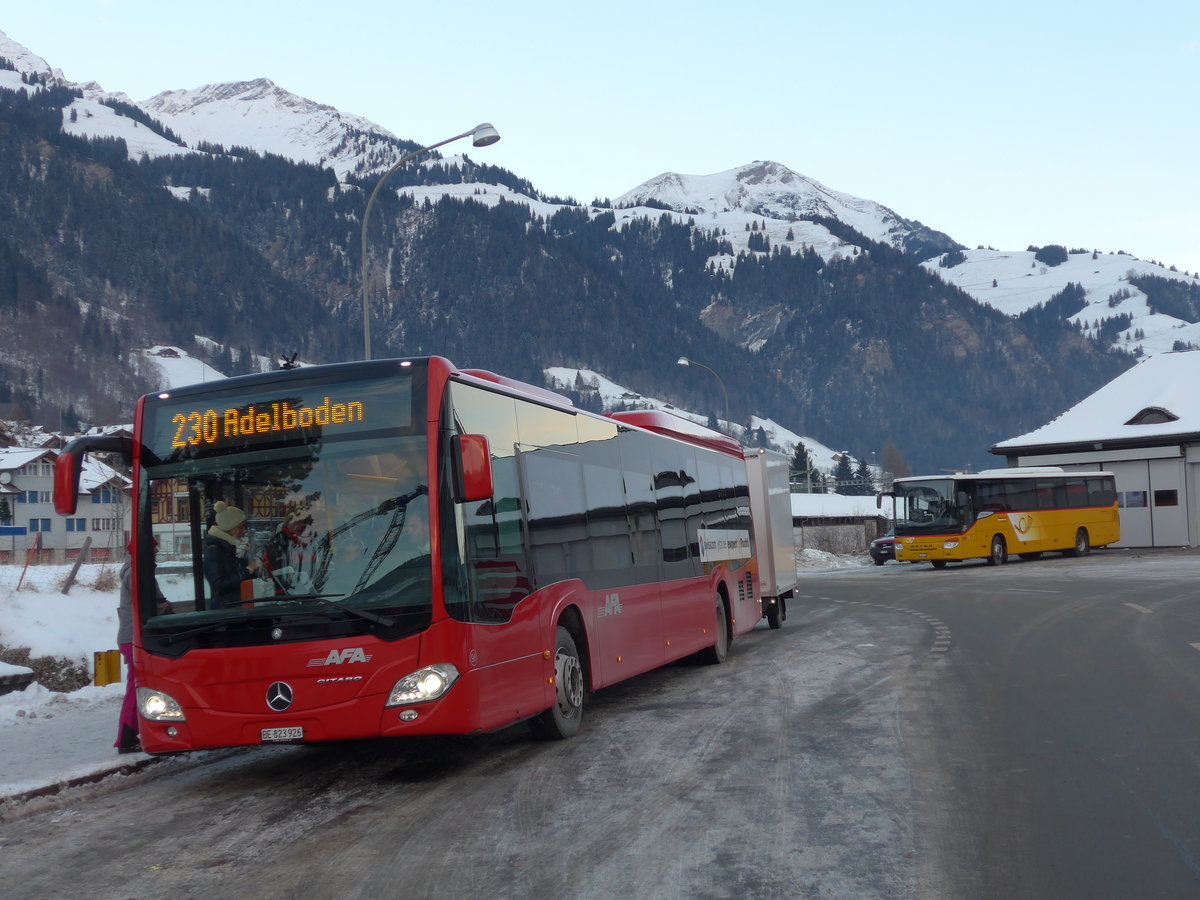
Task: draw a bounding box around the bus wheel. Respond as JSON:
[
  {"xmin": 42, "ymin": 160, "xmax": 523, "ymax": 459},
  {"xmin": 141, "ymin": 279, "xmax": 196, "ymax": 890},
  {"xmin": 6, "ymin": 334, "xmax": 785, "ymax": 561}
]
[
  {"xmin": 700, "ymin": 595, "xmax": 729, "ymax": 664},
  {"xmin": 987, "ymin": 535, "xmax": 1008, "ymax": 565},
  {"xmin": 530, "ymin": 626, "xmax": 585, "ymax": 740},
  {"xmin": 1068, "ymin": 528, "xmax": 1090, "ymax": 558},
  {"xmin": 930, "ymin": 560, "xmax": 948, "ymax": 569}
]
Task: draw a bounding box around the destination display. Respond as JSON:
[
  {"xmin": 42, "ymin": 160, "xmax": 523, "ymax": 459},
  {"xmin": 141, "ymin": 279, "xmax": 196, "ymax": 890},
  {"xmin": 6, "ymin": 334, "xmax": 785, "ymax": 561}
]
[
  {"xmin": 169, "ymin": 397, "xmax": 366, "ymax": 449},
  {"xmin": 144, "ymin": 373, "xmax": 419, "ymax": 461}
]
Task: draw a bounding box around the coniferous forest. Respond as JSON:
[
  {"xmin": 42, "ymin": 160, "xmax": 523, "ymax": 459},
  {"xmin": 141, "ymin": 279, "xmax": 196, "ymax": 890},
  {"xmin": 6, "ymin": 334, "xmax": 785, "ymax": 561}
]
[{"xmin": 0, "ymin": 85, "xmax": 1132, "ymax": 472}]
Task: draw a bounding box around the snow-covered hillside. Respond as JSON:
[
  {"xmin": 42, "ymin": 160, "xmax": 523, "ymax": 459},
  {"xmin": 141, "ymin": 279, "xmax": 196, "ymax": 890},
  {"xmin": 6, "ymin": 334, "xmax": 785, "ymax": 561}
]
[{"xmin": 924, "ymin": 248, "xmax": 1200, "ymax": 355}]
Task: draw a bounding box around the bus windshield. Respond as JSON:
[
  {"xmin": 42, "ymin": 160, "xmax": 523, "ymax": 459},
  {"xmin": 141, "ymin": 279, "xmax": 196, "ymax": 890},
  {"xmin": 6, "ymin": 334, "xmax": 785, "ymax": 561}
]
[
  {"xmin": 894, "ymin": 479, "xmax": 965, "ymax": 536},
  {"xmin": 136, "ymin": 368, "xmax": 432, "ymax": 654}
]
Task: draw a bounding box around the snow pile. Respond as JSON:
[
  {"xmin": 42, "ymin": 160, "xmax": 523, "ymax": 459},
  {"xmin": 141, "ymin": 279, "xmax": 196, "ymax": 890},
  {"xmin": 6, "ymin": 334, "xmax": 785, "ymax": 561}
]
[
  {"xmin": 797, "ymin": 548, "xmax": 870, "ymax": 571},
  {"xmin": 0, "ymin": 564, "xmax": 121, "ymax": 677}
]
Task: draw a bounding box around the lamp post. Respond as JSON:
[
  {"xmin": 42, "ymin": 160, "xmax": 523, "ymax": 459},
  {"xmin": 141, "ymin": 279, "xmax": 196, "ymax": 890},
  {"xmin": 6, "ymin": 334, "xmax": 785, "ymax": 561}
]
[
  {"xmin": 676, "ymin": 356, "xmax": 730, "ymax": 435},
  {"xmin": 360, "ymin": 123, "xmax": 500, "ymax": 360}
]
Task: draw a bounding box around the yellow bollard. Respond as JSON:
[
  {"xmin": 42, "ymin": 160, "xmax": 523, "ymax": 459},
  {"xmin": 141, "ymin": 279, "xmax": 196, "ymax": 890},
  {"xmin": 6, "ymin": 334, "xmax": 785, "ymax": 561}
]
[{"xmin": 94, "ymin": 649, "xmax": 122, "ymax": 687}]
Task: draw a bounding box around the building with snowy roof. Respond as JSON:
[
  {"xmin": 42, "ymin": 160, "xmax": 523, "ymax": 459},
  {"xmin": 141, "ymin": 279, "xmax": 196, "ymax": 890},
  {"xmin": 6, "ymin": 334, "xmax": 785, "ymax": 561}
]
[
  {"xmin": 992, "ymin": 349, "xmax": 1200, "ymax": 547},
  {"xmin": 790, "ymin": 491, "xmax": 890, "ymax": 554},
  {"xmin": 0, "ymin": 447, "xmax": 130, "ymax": 563}
]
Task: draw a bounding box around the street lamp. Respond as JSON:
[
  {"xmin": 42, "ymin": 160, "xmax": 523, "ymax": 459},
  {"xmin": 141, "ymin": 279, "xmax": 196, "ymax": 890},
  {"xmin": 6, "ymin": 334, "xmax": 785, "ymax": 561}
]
[
  {"xmin": 360, "ymin": 123, "xmax": 501, "ymax": 360},
  {"xmin": 676, "ymin": 356, "xmax": 730, "ymax": 435}
]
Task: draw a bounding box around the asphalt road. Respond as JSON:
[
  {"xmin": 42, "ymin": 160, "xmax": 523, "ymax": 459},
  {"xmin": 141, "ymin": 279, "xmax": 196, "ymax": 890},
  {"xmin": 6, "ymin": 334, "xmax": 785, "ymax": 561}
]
[{"xmin": 1, "ymin": 548, "xmax": 1198, "ymax": 899}]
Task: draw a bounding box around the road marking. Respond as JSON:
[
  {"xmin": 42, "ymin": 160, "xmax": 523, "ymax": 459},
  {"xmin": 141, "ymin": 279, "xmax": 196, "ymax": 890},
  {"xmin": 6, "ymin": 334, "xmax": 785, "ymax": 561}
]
[
  {"xmin": 1125, "ymin": 603, "xmax": 1153, "ymax": 615},
  {"xmin": 1004, "ymin": 588, "xmax": 1061, "ymax": 594},
  {"xmin": 1191, "ymin": 643, "xmax": 1200, "ymax": 654}
]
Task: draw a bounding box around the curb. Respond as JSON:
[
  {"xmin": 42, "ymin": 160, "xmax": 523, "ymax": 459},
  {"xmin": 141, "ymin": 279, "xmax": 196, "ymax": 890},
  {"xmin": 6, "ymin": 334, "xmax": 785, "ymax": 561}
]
[{"xmin": 0, "ymin": 755, "xmax": 160, "ymax": 813}]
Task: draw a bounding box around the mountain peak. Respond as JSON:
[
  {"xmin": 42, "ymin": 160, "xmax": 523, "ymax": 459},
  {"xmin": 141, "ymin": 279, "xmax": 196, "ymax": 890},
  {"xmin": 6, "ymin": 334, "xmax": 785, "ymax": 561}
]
[
  {"xmin": 616, "ymin": 162, "xmax": 958, "ymax": 258},
  {"xmin": 0, "ymin": 29, "xmax": 56, "ymax": 80},
  {"xmin": 139, "ymin": 78, "xmax": 399, "ymax": 176}
]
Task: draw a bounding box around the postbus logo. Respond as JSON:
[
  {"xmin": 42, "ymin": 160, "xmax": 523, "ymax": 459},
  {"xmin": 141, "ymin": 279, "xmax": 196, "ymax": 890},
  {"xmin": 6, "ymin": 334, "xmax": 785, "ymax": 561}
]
[
  {"xmin": 1013, "ymin": 515, "xmax": 1033, "ymax": 535},
  {"xmin": 308, "ymin": 648, "xmax": 373, "ymax": 667}
]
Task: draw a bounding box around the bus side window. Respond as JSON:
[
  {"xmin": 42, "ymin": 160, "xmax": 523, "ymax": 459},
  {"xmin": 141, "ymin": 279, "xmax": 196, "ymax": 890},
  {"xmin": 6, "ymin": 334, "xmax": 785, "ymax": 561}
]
[{"xmin": 445, "ymin": 382, "xmax": 531, "ymax": 623}]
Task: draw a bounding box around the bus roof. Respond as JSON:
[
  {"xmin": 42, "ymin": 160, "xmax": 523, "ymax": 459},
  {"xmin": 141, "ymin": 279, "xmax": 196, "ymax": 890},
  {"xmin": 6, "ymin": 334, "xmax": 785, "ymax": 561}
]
[
  {"xmin": 895, "ymin": 468, "xmax": 1114, "ymax": 484},
  {"xmin": 607, "ymin": 409, "xmax": 743, "ymax": 457}
]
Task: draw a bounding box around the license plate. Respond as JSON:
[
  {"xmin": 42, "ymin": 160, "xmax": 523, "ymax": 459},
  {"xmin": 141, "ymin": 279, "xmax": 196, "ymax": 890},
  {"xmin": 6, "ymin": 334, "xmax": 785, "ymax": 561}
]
[{"xmin": 261, "ymin": 726, "xmax": 304, "ymax": 742}]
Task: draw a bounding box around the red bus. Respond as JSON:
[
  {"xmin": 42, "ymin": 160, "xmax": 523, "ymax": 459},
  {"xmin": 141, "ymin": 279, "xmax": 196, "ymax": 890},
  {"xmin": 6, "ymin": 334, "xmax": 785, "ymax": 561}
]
[{"xmin": 56, "ymin": 357, "xmax": 768, "ymax": 751}]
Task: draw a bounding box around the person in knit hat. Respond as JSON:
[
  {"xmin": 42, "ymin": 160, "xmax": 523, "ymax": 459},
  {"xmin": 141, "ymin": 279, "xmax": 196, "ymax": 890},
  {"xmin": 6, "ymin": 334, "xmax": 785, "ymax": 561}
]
[{"xmin": 202, "ymin": 501, "xmax": 260, "ymax": 609}]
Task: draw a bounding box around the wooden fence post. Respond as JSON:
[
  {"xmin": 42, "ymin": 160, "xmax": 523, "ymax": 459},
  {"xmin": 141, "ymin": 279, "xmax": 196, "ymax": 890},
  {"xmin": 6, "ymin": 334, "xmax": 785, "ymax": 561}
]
[{"xmin": 61, "ymin": 536, "xmax": 94, "ymax": 594}]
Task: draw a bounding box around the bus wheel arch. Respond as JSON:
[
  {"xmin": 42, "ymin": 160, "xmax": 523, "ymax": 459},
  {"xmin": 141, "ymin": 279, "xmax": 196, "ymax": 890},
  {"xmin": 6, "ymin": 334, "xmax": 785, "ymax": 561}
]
[
  {"xmin": 987, "ymin": 535, "xmax": 1008, "ymax": 565},
  {"xmin": 530, "ymin": 619, "xmax": 586, "ymax": 740},
  {"xmin": 699, "ymin": 585, "xmax": 731, "ymax": 665},
  {"xmin": 1067, "ymin": 528, "xmax": 1091, "ymax": 557}
]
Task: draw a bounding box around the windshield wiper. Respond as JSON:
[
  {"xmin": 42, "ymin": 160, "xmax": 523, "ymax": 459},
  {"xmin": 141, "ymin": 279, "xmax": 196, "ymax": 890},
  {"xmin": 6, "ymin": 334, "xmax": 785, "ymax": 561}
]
[
  {"xmin": 157, "ymin": 617, "xmax": 261, "ymax": 645},
  {"xmin": 286, "ymin": 593, "xmax": 395, "ymax": 627}
]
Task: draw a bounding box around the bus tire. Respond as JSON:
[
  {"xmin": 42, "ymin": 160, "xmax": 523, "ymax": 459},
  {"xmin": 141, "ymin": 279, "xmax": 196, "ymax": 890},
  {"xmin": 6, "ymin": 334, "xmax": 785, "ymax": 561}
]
[
  {"xmin": 987, "ymin": 535, "xmax": 1008, "ymax": 566},
  {"xmin": 931, "ymin": 560, "xmax": 948, "ymax": 569},
  {"xmin": 529, "ymin": 626, "xmax": 585, "ymax": 740},
  {"xmin": 699, "ymin": 594, "xmax": 729, "ymax": 664},
  {"xmin": 1067, "ymin": 528, "xmax": 1090, "ymax": 558}
]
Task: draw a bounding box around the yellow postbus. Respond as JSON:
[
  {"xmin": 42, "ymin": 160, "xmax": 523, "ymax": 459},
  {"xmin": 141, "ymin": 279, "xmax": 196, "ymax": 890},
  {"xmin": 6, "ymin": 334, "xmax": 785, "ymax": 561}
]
[{"xmin": 879, "ymin": 468, "xmax": 1119, "ymax": 568}]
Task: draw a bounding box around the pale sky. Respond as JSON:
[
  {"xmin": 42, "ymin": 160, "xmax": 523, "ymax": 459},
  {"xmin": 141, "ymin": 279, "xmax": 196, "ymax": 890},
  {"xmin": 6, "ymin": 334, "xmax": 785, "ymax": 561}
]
[{"xmin": 4, "ymin": 1, "xmax": 1198, "ymax": 273}]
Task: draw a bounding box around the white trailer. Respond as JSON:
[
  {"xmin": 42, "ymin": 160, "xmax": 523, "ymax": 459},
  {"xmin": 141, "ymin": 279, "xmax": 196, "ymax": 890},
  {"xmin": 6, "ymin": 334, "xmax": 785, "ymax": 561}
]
[{"xmin": 745, "ymin": 448, "xmax": 797, "ymax": 629}]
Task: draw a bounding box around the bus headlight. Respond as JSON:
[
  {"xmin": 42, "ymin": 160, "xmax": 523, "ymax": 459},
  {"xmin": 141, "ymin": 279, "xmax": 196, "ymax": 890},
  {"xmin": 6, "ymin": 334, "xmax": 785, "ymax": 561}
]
[
  {"xmin": 943, "ymin": 540, "xmax": 959, "ymax": 549},
  {"xmin": 386, "ymin": 664, "xmax": 460, "ymax": 706},
  {"xmin": 137, "ymin": 687, "xmax": 186, "ymax": 721}
]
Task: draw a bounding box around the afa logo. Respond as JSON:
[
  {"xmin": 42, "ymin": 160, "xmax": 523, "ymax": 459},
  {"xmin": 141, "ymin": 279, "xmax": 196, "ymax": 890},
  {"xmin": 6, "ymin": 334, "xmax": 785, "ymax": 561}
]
[
  {"xmin": 597, "ymin": 592, "xmax": 623, "ymax": 618},
  {"xmin": 308, "ymin": 647, "xmax": 373, "ymax": 667}
]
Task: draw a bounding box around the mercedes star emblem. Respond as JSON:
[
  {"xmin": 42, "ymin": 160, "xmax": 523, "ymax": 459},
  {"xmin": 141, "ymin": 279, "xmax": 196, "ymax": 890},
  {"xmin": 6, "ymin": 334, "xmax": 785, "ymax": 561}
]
[{"xmin": 266, "ymin": 682, "xmax": 294, "ymax": 712}]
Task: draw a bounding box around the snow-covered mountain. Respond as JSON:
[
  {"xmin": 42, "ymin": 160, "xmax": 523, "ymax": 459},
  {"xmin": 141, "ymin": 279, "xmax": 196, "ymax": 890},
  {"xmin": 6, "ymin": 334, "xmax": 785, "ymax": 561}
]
[
  {"xmin": 616, "ymin": 160, "xmax": 958, "ymax": 258},
  {"xmin": 0, "ymin": 25, "xmax": 1195, "ymax": 475},
  {"xmin": 139, "ymin": 78, "xmax": 405, "ymax": 179},
  {"xmin": 7, "ymin": 24, "xmax": 1194, "ymax": 360}
]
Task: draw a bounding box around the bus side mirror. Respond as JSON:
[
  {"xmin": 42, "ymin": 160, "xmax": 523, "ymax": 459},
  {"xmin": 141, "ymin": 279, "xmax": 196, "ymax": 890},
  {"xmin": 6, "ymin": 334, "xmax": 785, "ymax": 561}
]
[
  {"xmin": 54, "ymin": 435, "xmax": 135, "ymax": 515},
  {"xmin": 453, "ymin": 434, "xmax": 494, "ymax": 502},
  {"xmin": 54, "ymin": 453, "xmax": 82, "ymax": 515}
]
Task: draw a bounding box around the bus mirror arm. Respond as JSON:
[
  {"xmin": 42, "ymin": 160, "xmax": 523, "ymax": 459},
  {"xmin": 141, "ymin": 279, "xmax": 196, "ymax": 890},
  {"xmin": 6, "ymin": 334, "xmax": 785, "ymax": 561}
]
[
  {"xmin": 453, "ymin": 434, "xmax": 494, "ymax": 503},
  {"xmin": 54, "ymin": 435, "xmax": 135, "ymax": 515}
]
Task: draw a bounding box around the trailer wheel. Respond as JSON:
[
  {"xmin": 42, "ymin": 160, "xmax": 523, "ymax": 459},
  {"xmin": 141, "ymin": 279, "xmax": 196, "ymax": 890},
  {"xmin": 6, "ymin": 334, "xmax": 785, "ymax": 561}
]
[
  {"xmin": 529, "ymin": 626, "xmax": 584, "ymax": 740},
  {"xmin": 766, "ymin": 596, "xmax": 783, "ymax": 630}
]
